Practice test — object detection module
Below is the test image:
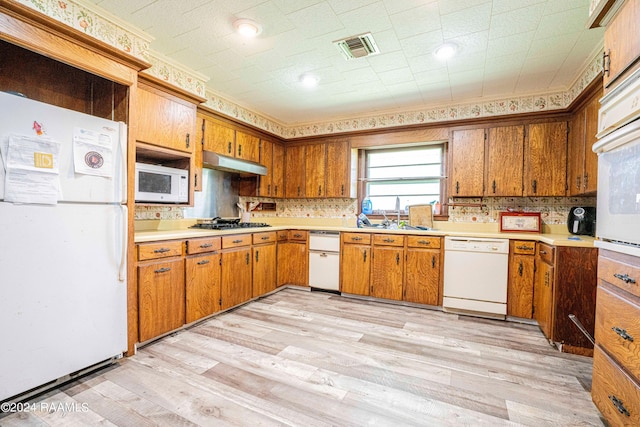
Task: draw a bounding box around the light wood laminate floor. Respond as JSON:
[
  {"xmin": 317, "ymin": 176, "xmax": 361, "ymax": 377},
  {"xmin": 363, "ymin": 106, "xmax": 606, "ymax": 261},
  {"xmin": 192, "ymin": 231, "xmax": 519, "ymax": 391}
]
[{"xmin": 1, "ymin": 288, "xmax": 605, "ymax": 426}]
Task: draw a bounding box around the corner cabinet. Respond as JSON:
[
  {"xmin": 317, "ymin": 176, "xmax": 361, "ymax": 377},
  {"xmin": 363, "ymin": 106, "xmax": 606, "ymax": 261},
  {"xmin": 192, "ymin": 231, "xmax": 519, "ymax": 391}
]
[{"xmin": 533, "ymin": 242, "xmax": 598, "ymax": 355}]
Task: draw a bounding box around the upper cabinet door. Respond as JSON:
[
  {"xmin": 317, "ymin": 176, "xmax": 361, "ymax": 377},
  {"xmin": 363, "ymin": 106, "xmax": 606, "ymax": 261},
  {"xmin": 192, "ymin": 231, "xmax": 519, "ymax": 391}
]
[
  {"xmin": 204, "ymin": 120, "xmax": 235, "ymax": 156},
  {"xmin": 603, "ymin": 0, "xmax": 640, "ymax": 93},
  {"xmin": 325, "ymin": 140, "xmax": 353, "ymax": 198},
  {"xmin": 567, "ymin": 108, "xmax": 586, "ymax": 196},
  {"xmin": 235, "ymin": 130, "xmax": 260, "ymax": 163},
  {"xmin": 135, "ymin": 85, "xmax": 196, "ymax": 153},
  {"xmin": 305, "ymin": 143, "xmax": 326, "ymax": 198},
  {"xmin": 450, "ymin": 129, "xmax": 485, "ymax": 197},
  {"xmin": 258, "ymin": 139, "xmax": 273, "ymax": 197},
  {"xmin": 486, "ymin": 125, "xmax": 524, "ymax": 197},
  {"xmin": 524, "ymin": 122, "xmax": 568, "ymax": 197},
  {"xmin": 272, "ymin": 143, "xmax": 285, "ymax": 198},
  {"xmin": 285, "ymin": 145, "xmax": 306, "ymax": 198}
]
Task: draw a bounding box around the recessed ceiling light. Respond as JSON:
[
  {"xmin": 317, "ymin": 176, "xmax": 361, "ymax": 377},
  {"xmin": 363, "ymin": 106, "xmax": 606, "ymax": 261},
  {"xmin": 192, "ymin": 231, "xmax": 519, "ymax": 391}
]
[
  {"xmin": 301, "ymin": 74, "xmax": 319, "ymax": 88},
  {"xmin": 234, "ymin": 18, "xmax": 262, "ymax": 37},
  {"xmin": 434, "ymin": 43, "xmax": 457, "ymax": 60}
]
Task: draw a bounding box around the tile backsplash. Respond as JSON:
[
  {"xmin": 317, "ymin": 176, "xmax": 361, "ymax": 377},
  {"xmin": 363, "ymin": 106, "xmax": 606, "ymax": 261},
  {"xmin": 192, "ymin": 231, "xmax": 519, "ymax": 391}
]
[{"xmin": 135, "ymin": 196, "xmax": 596, "ymax": 226}]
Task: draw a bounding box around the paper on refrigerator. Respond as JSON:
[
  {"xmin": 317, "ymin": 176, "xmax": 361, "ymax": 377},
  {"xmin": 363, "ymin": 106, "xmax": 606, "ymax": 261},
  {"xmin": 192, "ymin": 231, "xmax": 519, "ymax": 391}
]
[
  {"xmin": 72, "ymin": 127, "xmax": 113, "ymax": 177},
  {"xmin": 1, "ymin": 133, "xmax": 61, "ymax": 204}
]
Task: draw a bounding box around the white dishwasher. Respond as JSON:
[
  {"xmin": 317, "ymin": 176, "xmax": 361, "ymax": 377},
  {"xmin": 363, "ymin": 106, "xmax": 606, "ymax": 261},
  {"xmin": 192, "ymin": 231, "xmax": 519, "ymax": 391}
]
[
  {"xmin": 308, "ymin": 231, "xmax": 340, "ymax": 291},
  {"xmin": 443, "ymin": 236, "xmax": 509, "ymax": 319}
]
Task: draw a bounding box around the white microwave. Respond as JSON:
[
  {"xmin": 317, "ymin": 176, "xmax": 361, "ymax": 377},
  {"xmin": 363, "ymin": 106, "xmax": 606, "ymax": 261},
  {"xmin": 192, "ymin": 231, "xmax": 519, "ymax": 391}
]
[{"xmin": 135, "ymin": 162, "xmax": 188, "ymax": 203}]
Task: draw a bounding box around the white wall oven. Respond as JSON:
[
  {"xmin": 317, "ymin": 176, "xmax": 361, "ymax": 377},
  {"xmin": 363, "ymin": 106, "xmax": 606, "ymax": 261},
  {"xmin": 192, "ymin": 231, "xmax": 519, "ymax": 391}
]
[{"xmin": 594, "ymin": 72, "xmax": 640, "ymax": 256}]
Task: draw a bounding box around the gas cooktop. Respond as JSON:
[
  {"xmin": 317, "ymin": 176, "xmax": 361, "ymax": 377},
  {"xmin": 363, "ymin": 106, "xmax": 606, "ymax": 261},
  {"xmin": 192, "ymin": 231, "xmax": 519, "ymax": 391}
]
[{"xmin": 189, "ymin": 218, "xmax": 271, "ymax": 230}]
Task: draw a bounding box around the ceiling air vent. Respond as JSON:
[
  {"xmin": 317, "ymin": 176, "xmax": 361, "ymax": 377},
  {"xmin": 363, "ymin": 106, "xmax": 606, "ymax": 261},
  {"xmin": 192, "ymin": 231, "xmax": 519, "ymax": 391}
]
[{"xmin": 333, "ymin": 32, "xmax": 380, "ymax": 60}]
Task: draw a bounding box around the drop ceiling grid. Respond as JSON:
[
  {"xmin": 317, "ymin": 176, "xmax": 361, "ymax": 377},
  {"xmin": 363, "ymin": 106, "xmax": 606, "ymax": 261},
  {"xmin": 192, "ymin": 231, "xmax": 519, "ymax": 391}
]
[{"xmin": 86, "ymin": 0, "xmax": 604, "ymax": 124}]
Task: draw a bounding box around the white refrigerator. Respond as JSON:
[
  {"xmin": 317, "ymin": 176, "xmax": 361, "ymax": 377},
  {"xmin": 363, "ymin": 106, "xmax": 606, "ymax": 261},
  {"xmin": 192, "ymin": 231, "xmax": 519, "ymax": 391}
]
[{"xmin": 0, "ymin": 92, "xmax": 128, "ymax": 401}]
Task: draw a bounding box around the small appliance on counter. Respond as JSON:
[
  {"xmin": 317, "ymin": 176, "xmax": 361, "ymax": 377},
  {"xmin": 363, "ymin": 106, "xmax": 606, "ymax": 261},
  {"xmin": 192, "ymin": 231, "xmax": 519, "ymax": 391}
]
[{"xmin": 567, "ymin": 206, "xmax": 596, "ymax": 236}]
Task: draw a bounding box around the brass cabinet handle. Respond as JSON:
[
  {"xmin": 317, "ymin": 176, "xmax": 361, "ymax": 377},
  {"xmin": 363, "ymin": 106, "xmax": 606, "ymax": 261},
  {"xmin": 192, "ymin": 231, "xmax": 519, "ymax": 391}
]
[
  {"xmin": 197, "ymin": 260, "xmax": 210, "ymax": 265},
  {"xmin": 293, "ymin": 233, "xmax": 303, "ymax": 238},
  {"xmin": 383, "ymin": 238, "xmax": 395, "ymax": 243},
  {"xmin": 417, "ymin": 240, "xmax": 431, "ymax": 245},
  {"xmin": 613, "ymin": 273, "xmax": 636, "ymax": 284},
  {"xmin": 200, "ymin": 243, "xmax": 213, "ymax": 248},
  {"xmin": 516, "ymin": 245, "xmax": 532, "ymax": 251},
  {"xmin": 232, "ymin": 239, "xmax": 243, "ymax": 244},
  {"xmin": 154, "ymin": 248, "xmax": 171, "ymax": 253},
  {"xmin": 351, "ymin": 236, "xmax": 362, "ymax": 241},
  {"xmin": 154, "ymin": 267, "xmax": 171, "ymax": 273},
  {"xmin": 185, "ymin": 132, "xmax": 190, "ymax": 148}
]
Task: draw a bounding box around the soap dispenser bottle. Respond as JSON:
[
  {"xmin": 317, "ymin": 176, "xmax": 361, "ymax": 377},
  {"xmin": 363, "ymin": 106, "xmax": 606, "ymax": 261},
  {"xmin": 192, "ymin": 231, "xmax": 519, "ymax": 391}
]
[{"xmin": 362, "ymin": 195, "xmax": 373, "ymax": 215}]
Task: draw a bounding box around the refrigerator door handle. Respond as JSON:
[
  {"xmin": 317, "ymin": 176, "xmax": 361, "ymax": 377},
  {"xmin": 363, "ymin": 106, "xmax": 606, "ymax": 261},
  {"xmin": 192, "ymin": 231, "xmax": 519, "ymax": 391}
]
[
  {"xmin": 119, "ymin": 123, "xmax": 128, "ymax": 203},
  {"xmin": 118, "ymin": 204, "xmax": 127, "ymax": 282}
]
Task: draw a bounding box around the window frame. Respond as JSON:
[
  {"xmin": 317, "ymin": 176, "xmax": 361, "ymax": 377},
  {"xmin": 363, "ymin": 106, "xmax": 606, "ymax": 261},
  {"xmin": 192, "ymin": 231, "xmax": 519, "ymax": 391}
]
[{"xmin": 358, "ymin": 142, "xmax": 447, "ymax": 218}]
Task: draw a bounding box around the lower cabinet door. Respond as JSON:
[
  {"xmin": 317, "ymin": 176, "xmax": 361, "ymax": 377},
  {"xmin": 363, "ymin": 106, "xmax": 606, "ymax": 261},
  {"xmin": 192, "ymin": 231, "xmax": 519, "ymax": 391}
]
[
  {"xmin": 221, "ymin": 248, "xmax": 252, "ymax": 310},
  {"xmin": 371, "ymin": 246, "xmax": 403, "ymax": 300},
  {"xmin": 507, "ymin": 253, "xmax": 534, "ymax": 318},
  {"xmin": 253, "ymin": 243, "xmax": 276, "ymax": 297},
  {"xmin": 185, "ymin": 252, "xmax": 221, "ymax": 323},
  {"xmin": 404, "ymin": 248, "xmax": 440, "ymax": 305},
  {"xmin": 340, "ymin": 244, "xmax": 371, "ymax": 295},
  {"xmin": 138, "ymin": 258, "xmax": 185, "ymax": 342}
]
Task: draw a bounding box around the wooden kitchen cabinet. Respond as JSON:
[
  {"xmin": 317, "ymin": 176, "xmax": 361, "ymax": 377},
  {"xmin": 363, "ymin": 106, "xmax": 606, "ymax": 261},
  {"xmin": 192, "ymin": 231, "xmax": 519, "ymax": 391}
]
[
  {"xmin": 277, "ymin": 230, "xmax": 308, "ymax": 286},
  {"xmin": 592, "ymin": 248, "xmax": 640, "ymax": 425},
  {"xmin": 340, "ymin": 233, "xmax": 371, "ymax": 296},
  {"xmin": 185, "ymin": 237, "xmax": 221, "ymax": 323},
  {"xmin": 601, "ymin": 0, "xmax": 640, "ymax": 93},
  {"xmin": 404, "ymin": 236, "xmax": 441, "ymax": 306},
  {"xmin": 449, "ymin": 129, "xmax": 485, "ymax": 196},
  {"xmin": 235, "ymin": 130, "xmax": 260, "ymax": 163},
  {"xmin": 326, "ymin": 140, "xmax": 355, "ymax": 198},
  {"xmin": 203, "ymin": 117, "xmax": 235, "ymax": 156},
  {"xmin": 136, "ymin": 240, "xmax": 185, "ymax": 343},
  {"xmin": 370, "ymin": 234, "xmax": 405, "ymax": 301},
  {"xmin": 258, "ymin": 138, "xmax": 273, "ymax": 197},
  {"xmin": 305, "ymin": 143, "xmax": 326, "ymax": 198},
  {"xmin": 524, "ymin": 121, "xmax": 568, "ymax": 196},
  {"xmin": 272, "ymin": 142, "xmax": 285, "ymax": 198},
  {"xmin": 486, "ymin": 125, "xmax": 524, "ymax": 196},
  {"xmin": 507, "ymin": 240, "xmax": 535, "ymax": 319},
  {"xmin": 220, "ymin": 235, "xmax": 252, "ymax": 310},
  {"xmin": 567, "ymin": 86, "xmax": 602, "ymax": 195},
  {"xmin": 534, "ymin": 242, "xmax": 598, "ymax": 354},
  {"xmin": 285, "ymin": 145, "xmax": 306, "ymax": 198},
  {"xmin": 252, "ymin": 232, "xmax": 277, "ymax": 297},
  {"xmin": 135, "ymin": 80, "xmax": 197, "ymax": 154}
]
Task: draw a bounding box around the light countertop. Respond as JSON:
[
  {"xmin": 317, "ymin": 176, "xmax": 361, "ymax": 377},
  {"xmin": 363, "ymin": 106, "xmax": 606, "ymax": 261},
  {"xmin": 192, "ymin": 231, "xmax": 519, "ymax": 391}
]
[{"xmin": 134, "ymin": 218, "xmax": 596, "ymax": 248}]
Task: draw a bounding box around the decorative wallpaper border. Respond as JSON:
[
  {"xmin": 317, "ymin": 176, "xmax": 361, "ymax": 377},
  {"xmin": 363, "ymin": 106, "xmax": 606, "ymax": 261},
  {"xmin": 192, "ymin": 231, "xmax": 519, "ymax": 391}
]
[{"xmin": 18, "ymin": 0, "xmax": 604, "ymax": 140}]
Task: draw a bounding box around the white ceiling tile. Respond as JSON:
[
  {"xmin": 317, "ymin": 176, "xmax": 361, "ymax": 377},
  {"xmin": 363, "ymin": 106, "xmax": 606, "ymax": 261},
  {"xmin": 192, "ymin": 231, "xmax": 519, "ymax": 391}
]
[
  {"xmin": 489, "ymin": 3, "xmax": 546, "ymax": 39},
  {"xmin": 336, "ymin": 2, "xmax": 394, "ymax": 35},
  {"xmin": 400, "ymin": 30, "xmax": 444, "ymax": 59},
  {"xmin": 441, "ymin": 3, "xmax": 492, "ymax": 39},
  {"xmin": 515, "ymin": 70, "xmax": 557, "ymax": 92},
  {"xmin": 381, "ymin": 0, "xmax": 437, "ymax": 16},
  {"xmin": 377, "ymin": 67, "xmax": 415, "ymax": 85},
  {"xmin": 389, "ymin": 2, "xmax": 441, "ymax": 40},
  {"xmin": 492, "ymin": 0, "xmax": 547, "ymax": 15},
  {"xmin": 270, "ymin": 0, "xmax": 325, "ymax": 14},
  {"xmin": 367, "ymin": 51, "xmax": 409, "ymax": 73},
  {"xmin": 285, "ymin": 2, "xmax": 344, "ymax": 38},
  {"xmin": 487, "ymin": 31, "xmax": 535, "ymax": 56},
  {"xmin": 326, "ymin": 0, "xmax": 379, "ymax": 15}
]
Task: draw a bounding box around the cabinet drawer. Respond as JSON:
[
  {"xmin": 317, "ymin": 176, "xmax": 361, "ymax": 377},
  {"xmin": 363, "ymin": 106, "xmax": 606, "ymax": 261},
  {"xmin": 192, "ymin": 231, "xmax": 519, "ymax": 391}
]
[
  {"xmin": 595, "ymin": 284, "xmax": 640, "ymax": 379},
  {"xmin": 288, "ymin": 230, "xmax": 308, "ymax": 242},
  {"xmin": 222, "ymin": 234, "xmax": 252, "ymax": 249},
  {"xmin": 342, "ymin": 232, "xmax": 371, "ymax": 244},
  {"xmin": 186, "ymin": 237, "xmax": 221, "ymax": 255},
  {"xmin": 537, "ymin": 242, "xmax": 555, "ymax": 264},
  {"xmin": 599, "ymin": 251, "xmax": 640, "ymax": 298},
  {"xmin": 138, "ymin": 240, "xmax": 183, "ymax": 261},
  {"xmin": 276, "ymin": 230, "xmax": 289, "ymax": 241},
  {"xmin": 253, "ymin": 231, "xmax": 277, "ymax": 244},
  {"xmin": 512, "ymin": 240, "xmax": 535, "ymax": 255},
  {"xmin": 406, "ymin": 236, "xmax": 441, "ymax": 249},
  {"xmin": 373, "ymin": 234, "xmax": 404, "ymax": 247},
  {"xmin": 592, "ymin": 346, "xmax": 640, "ymax": 425}
]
